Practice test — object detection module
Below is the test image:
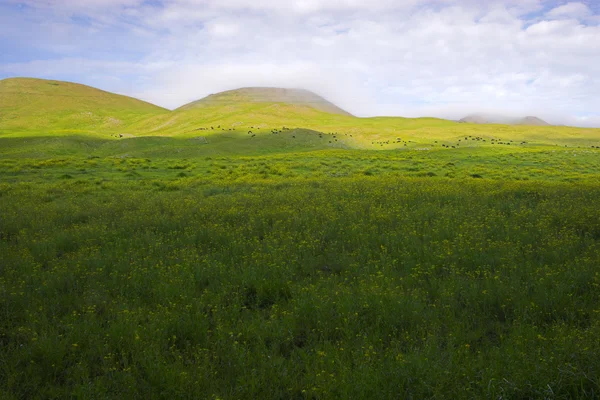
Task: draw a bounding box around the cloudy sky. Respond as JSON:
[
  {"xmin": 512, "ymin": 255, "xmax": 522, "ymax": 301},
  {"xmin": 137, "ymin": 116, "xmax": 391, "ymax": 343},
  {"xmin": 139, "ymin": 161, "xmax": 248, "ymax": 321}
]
[{"xmin": 1, "ymin": 0, "xmax": 599, "ymax": 126}]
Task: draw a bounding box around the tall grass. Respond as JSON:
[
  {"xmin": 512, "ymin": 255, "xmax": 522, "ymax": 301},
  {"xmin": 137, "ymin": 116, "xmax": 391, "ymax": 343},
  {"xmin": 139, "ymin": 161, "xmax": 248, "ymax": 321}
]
[{"xmin": 1, "ymin": 169, "xmax": 599, "ymax": 398}]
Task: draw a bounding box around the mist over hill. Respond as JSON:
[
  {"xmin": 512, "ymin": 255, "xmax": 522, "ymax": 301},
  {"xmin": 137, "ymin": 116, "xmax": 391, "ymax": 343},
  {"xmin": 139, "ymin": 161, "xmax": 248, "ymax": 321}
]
[{"xmin": 459, "ymin": 113, "xmax": 549, "ymax": 126}]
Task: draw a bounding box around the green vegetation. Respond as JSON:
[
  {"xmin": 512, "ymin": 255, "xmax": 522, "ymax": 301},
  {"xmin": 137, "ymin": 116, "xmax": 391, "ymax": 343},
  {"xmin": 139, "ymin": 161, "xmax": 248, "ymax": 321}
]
[{"xmin": 1, "ymin": 78, "xmax": 600, "ymax": 398}]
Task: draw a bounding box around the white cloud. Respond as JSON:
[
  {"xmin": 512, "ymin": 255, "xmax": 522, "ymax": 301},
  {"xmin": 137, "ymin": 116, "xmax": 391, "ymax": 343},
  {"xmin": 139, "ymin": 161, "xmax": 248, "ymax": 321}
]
[
  {"xmin": 1, "ymin": 0, "xmax": 600, "ymax": 126},
  {"xmin": 546, "ymin": 2, "xmax": 591, "ymax": 19},
  {"xmin": 6, "ymin": 0, "xmax": 144, "ymax": 10},
  {"xmin": 206, "ymin": 21, "xmax": 240, "ymax": 37}
]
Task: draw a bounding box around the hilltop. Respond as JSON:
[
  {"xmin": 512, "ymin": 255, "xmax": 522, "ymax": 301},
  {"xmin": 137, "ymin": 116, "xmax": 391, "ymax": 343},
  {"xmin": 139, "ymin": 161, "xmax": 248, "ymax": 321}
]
[
  {"xmin": 177, "ymin": 87, "xmax": 353, "ymax": 117},
  {"xmin": 459, "ymin": 114, "xmax": 549, "ymax": 126},
  {"xmin": 0, "ymin": 77, "xmax": 168, "ymax": 134}
]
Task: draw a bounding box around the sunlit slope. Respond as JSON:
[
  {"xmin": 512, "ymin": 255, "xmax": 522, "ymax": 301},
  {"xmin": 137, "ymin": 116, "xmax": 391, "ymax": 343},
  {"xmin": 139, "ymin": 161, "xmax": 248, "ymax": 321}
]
[{"xmin": 0, "ymin": 77, "xmax": 168, "ymax": 135}]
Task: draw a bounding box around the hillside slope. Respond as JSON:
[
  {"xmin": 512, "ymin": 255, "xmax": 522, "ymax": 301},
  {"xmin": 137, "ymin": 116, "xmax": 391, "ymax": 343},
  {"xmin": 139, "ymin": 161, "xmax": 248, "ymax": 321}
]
[{"xmin": 0, "ymin": 77, "xmax": 168, "ymax": 135}]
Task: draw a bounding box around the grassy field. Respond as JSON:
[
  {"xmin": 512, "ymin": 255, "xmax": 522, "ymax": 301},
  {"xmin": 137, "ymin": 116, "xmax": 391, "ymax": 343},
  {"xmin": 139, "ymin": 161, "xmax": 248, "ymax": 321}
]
[{"xmin": 1, "ymin": 78, "xmax": 600, "ymax": 399}]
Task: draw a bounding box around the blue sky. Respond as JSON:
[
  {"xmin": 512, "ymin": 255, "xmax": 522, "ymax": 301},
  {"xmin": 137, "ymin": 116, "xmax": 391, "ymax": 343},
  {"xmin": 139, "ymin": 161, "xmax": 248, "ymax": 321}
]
[{"xmin": 1, "ymin": 0, "xmax": 599, "ymax": 126}]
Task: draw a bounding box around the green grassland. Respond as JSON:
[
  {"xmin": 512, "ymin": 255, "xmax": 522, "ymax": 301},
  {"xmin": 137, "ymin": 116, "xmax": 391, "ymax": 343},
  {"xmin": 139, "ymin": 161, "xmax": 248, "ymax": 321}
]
[{"xmin": 1, "ymin": 77, "xmax": 600, "ymax": 399}]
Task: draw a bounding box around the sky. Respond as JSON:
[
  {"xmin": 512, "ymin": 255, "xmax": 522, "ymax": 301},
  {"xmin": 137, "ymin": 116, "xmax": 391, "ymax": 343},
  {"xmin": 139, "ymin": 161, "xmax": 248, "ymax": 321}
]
[{"xmin": 1, "ymin": 0, "xmax": 599, "ymax": 127}]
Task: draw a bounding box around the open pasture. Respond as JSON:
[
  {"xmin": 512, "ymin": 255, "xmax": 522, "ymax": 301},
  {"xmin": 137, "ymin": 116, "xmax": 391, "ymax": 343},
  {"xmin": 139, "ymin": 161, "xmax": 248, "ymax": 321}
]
[{"xmin": 2, "ymin": 142, "xmax": 600, "ymax": 399}]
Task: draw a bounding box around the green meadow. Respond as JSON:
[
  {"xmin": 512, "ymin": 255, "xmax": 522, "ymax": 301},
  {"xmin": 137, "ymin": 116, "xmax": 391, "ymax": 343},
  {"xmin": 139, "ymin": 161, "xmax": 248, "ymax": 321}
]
[{"xmin": 1, "ymin": 78, "xmax": 600, "ymax": 399}]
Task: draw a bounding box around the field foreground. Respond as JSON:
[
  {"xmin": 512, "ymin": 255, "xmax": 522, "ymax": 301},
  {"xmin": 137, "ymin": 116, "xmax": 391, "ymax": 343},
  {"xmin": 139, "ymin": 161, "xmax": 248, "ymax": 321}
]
[{"xmin": 1, "ymin": 147, "xmax": 600, "ymax": 399}]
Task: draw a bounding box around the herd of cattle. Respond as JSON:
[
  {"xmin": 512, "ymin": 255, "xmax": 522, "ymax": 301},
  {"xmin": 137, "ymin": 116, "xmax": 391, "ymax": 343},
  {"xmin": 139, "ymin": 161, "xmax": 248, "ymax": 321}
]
[{"xmin": 112, "ymin": 126, "xmax": 600, "ymax": 149}]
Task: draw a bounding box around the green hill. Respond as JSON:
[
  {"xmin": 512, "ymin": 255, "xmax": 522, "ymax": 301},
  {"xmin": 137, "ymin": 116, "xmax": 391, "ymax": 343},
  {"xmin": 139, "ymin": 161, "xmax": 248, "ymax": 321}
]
[
  {"xmin": 0, "ymin": 77, "xmax": 168, "ymax": 136},
  {"xmin": 130, "ymin": 87, "xmax": 358, "ymax": 137}
]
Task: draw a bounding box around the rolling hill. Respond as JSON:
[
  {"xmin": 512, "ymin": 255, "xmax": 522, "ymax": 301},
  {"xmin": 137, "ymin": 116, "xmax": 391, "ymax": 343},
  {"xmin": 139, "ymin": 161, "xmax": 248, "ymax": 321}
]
[
  {"xmin": 0, "ymin": 77, "xmax": 168, "ymax": 135},
  {"xmin": 2, "ymin": 77, "xmax": 600, "ymax": 151}
]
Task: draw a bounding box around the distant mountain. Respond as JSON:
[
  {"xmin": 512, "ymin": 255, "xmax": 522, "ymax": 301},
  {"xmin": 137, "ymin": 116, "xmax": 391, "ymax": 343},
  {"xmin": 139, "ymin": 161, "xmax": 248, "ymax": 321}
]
[
  {"xmin": 177, "ymin": 87, "xmax": 353, "ymax": 117},
  {"xmin": 459, "ymin": 113, "xmax": 549, "ymax": 126},
  {"xmin": 0, "ymin": 77, "xmax": 168, "ymax": 132},
  {"xmin": 519, "ymin": 116, "xmax": 549, "ymax": 126},
  {"xmin": 458, "ymin": 114, "xmax": 497, "ymax": 124}
]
